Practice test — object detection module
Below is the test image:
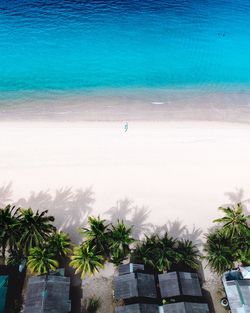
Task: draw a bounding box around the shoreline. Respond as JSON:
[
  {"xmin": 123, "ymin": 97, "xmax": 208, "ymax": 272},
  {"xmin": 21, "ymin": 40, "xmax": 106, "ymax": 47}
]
[{"xmin": 1, "ymin": 89, "xmax": 250, "ymax": 123}]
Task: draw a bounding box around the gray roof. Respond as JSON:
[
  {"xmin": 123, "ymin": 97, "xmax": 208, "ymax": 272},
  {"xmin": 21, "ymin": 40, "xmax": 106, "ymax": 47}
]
[
  {"xmin": 159, "ymin": 272, "xmax": 202, "ymax": 298},
  {"xmin": 0, "ymin": 276, "xmax": 8, "ymax": 313},
  {"xmin": 114, "ymin": 272, "xmax": 157, "ymax": 300},
  {"xmin": 162, "ymin": 302, "xmax": 210, "ymax": 313},
  {"xmin": 23, "ymin": 275, "xmax": 71, "ymax": 313},
  {"xmin": 119, "ymin": 263, "xmax": 145, "ymax": 276},
  {"xmin": 115, "ymin": 303, "xmax": 159, "ymax": 313},
  {"xmin": 223, "ymin": 271, "xmax": 250, "ymax": 313}
]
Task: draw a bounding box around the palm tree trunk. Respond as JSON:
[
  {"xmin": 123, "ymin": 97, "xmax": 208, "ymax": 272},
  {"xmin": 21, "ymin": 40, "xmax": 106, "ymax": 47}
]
[{"xmin": 2, "ymin": 242, "xmax": 6, "ymax": 265}]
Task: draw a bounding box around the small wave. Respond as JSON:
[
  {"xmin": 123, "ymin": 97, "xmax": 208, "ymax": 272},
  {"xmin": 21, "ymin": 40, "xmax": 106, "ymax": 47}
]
[{"xmin": 151, "ymin": 101, "xmax": 165, "ymax": 105}]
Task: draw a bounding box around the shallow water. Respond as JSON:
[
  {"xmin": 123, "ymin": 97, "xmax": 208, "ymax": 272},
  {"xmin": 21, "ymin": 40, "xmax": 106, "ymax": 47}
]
[{"xmin": 0, "ymin": 0, "xmax": 250, "ymax": 99}]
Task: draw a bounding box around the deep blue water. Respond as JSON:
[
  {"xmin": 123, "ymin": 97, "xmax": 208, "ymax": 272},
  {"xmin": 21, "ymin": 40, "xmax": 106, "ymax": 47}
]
[{"xmin": 0, "ymin": 0, "xmax": 250, "ymax": 98}]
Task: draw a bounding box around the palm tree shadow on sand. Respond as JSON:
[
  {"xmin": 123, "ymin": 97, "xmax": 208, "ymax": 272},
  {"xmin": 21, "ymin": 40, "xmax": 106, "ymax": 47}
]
[
  {"xmin": 0, "ymin": 182, "xmax": 13, "ymax": 208},
  {"xmin": 14, "ymin": 186, "xmax": 94, "ymax": 244},
  {"xmin": 152, "ymin": 219, "xmax": 203, "ymax": 247},
  {"xmin": 105, "ymin": 197, "xmax": 153, "ymax": 240},
  {"xmin": 224, "ymin": 187, "xmax": 250, "ymax": 216},
  {"xmin": 105, "ymin": 197, "xmax": 203, "ymax": 245},
  {"xmin": 206, "ymin": 187, "xmax": 250, "ymax": 234},
  {"xmin": 1, "ymin": 184, "xmax": 203, "ymax": 245}
]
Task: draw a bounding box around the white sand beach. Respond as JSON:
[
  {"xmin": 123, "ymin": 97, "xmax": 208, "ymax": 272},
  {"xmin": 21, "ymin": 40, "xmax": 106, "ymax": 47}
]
[{"xmin": 0, "ymin": 120, "xmax": 250, "ymax": 233}]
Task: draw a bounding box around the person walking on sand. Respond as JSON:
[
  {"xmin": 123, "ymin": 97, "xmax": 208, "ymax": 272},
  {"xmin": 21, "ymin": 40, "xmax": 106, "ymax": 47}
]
[{"xmin": 124, "ymin": 122, "xmax": 128, "ymax": 132}]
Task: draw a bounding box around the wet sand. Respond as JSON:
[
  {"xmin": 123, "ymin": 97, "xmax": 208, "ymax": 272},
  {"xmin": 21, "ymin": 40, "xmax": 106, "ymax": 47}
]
[{"xmin": 1, "ymin": 90, "xmax": 250, "ymax": 123}]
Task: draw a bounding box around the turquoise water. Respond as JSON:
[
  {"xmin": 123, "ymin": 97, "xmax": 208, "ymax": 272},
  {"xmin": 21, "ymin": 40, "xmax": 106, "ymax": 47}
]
[{"xmin": 0, "ymin": 0, "xmax": 250, "ymax": 99}]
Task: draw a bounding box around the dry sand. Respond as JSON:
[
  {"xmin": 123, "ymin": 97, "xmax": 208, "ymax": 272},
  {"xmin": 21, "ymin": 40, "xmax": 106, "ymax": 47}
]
[
  {"xmin": 1, "ymin": 119, "xmax": 249, "ymax": 312},
  {"xmin": 0, "ymin": 120, "xmax": 250, "ymax": 231}
]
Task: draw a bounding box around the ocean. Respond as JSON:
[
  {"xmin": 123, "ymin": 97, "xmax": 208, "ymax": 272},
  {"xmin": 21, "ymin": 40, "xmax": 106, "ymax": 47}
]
[{"xmin": 0, "ymin": 0, "xmax": 250, "ymax": 101}]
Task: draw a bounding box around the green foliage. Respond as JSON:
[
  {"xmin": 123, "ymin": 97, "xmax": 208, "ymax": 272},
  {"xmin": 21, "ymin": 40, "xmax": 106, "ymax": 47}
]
[
  {"xmin": 213, "ymin": 203, "xmax": 250, "ymax": 238},
  {"xmin": 47, "ymin": 231, "xmax": 72, "ymax": 258},
  {"xmin": 7, "ymin": 249, "xmax": 25, "ymax": 266},
  {"xmin": 27, "ymin": 247, "xmax": 59, "ymax": 275},
  {"xmin": 205, "ymin": 202, "xmax": 250, "ymax": 274},
  {"xmin": 131, "ymin": 234, "xmax": 171, "ymax": 271},
  {"xmin": 160, "ymin": 234, "xmax": 179, "ymax": 270},
  {"xmin": 17, "ymin": 208, "xmax": 56, "ymax": 255},
  {"xmin": 204, "ymin": 230, "xmax": 235, "ymax": 274},
  {"xmin": 0, "ymin": 204, "xmax": 204, "ymax": 280},
  {"xmin": 73, "ymin": 217, "xmax": 135, "ymax": 277},
  {"xmin": 109, "ymin": 220, "xmax": 134, "ymax": 266},
  {"xmin": 0, "ymin": 204, "xmax": 73, "ymax": 273},
  {"xmin": 70, "ymin": 244, "xmax": 104, "ymax": 279},
  {"xmin": 235, "ymin": 231, "xmax": 250, "ymax": 264},
  {"xmin": 131, "ymin": 233, "xmax": 199, "ymax": 272},
  {"xmin": 80, "ymin": 216, "xmax": 110, "ymax": 256},
  {"xmin": 0, "ymin": 205, "xmax": 19, "ymax": 263},
  {"xmin": 175, "ymin": 239, "xmax": 200, "ymax": 270}
]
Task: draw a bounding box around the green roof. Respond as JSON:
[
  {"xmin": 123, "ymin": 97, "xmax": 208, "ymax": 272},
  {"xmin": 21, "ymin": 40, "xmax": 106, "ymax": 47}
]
[{"xmin": 0, "ymin": 276, "xmax": 8, "ymax": 313}]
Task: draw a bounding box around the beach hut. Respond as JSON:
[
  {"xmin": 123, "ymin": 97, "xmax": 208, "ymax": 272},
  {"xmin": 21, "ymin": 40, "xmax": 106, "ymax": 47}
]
[
  {"xmin": 158, "ymin": 271, "xmax": 202, "ymax": 299},
  {"xmin": 23, "ymin": 274, "xmax": 71, "ymax": 313},
  {"xmin": 114, "ymin": 272, "xmax": 157, "ymax": 301},
  {"xmin": 0, "ymin": 276, "xmax": 8, "ymax": 313},
  {"xmin": 161, "ymin": 302, "xmax": 210, "ymax": 313},
  {"xmin": 118, "ymin": 263, "xmax": 145, "ymax": 276},
  {"xmin": 239, "ymin": 266, "xmax": 250, "ymax": 279},
  {"xmin": 115, "ymin": 303, "xmax": 159, "ymax": 313},
  {"xmin": 0, "ymin": 265, "xmax": 25, "ymax": 312},
  {"xmin": 222, "ymin": 268, "xmax": 250, "ymax": 313}
]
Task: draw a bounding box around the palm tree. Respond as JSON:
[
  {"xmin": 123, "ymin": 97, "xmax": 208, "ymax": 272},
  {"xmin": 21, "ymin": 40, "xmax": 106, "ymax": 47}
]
[
  {"xmin": 131, "ymin": 233, "xmax": 176, "ymax": 272},
  {"xmin": 175, "ymin": 239, "xmax": 200, "ymax": 270},
  {"xmin": 232, "ymin": 230, "xmax": 250, "ymax": 265},
  {"xmin": 47, "ymin": 231, "xmax": 72, "ymax": 259},
  {"xmin": 27, "ymin": 245, "xmax": 59, "ymax": 313},
  {"xmin": 204, "ymin": 230, "xmax": 235, "ymax": 274},
  {"xmin": 27, "ymin": 247, "xmax": 59, "ymax": 275},
  {"xmin": 7, "ymin": 249, "xmax": 25, "ymax": 267},
  {"xmin": 0, "ymin": 205, "xmax": 19, "ymax": 264},
  {"xmin": 131, "ymin": 235, "xmax": 157, "ymax": 265},
  {"xmin": 17, "ymin": 208, "xmax": 55, "ymax": 255},
  {"xmin": 70, "ymin": 244, "xmax": 104, "ymax": 279},
  {"xmin": 213, "ymin": 203, "xmax": 250, "ymax": 238},
  {"xmin": 80, "ymin": 216, "xmax": 110, "ymax": 256},
  {"xmin": 109, "ymin": 220, "xmax": 134, "ymax": 266},
  {"xmin": 131, "ymin": 241, "xmax": 150, "ymax": 265},
  {"xmin": 160, "ymin": 233, "xmax": 179, "ymax": 269}
]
